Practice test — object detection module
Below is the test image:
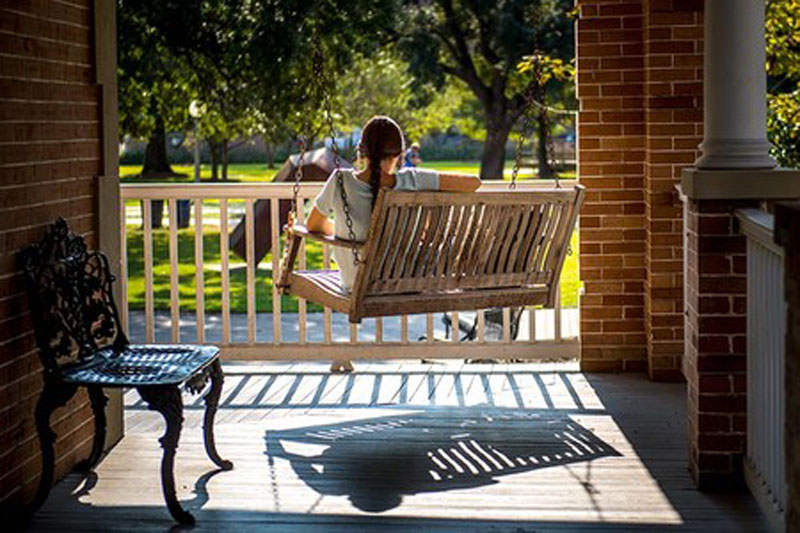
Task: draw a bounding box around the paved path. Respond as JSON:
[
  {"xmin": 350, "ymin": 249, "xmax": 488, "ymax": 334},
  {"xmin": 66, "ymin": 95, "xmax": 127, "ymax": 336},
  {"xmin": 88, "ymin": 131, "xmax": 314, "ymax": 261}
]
[{"xmin": 127, "ymin": 308, "xmax": 580, "ymax": 345}]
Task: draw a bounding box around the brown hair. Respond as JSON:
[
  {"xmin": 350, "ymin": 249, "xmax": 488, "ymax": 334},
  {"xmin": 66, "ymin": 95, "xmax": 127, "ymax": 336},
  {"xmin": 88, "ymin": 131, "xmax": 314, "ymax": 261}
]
[{"xmin": 358, "ymin": 116, "xmax": 405, "ymax": 208}]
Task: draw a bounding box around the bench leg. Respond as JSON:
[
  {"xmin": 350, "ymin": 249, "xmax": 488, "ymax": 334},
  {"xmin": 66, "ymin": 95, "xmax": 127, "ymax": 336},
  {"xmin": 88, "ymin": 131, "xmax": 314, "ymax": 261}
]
[
  {"xmin": 29, "ymin": 381, "xmax": 77, "ymax": 513},
  {"xmin": 203, "ymin": 360, "xmax": 233, "ymax": 470},
  {"xmin": 76, "ymin": 385, "xmax": 108, "ymax": 471},
  {"xmin": 138, "ymin": 385, "xmax": 194, "ymax": 526}
]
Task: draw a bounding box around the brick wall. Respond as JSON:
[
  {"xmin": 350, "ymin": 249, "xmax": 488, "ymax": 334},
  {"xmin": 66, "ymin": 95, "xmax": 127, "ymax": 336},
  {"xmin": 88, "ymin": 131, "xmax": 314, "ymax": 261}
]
[
  {"xmin": 0, "ymin": 0, "xmax": 102, "ymax": 506},
  {"xmin": 577, "ymin": 0, "xmax": 703, "ymax": 377},
  {"xmin": 576, "ymin": 0, "xmax": 648, "ymax": 372},
  {"xmin": 683, "ymin": 198, "xmax": 752, "ymax": 489},
  {"xmin": 643, "ymin": 0, "xmax": 702, "ymax": 380}
]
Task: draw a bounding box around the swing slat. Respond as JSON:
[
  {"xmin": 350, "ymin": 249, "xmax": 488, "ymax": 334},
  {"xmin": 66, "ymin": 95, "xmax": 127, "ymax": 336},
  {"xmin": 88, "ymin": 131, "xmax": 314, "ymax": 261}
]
[{"xmin": 280, "ymin": 186, "xmax": 585, "ymax": 323}]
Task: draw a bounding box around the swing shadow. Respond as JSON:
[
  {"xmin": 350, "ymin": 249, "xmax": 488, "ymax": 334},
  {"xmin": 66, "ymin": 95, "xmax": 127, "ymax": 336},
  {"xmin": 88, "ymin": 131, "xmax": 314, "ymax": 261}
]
[{"xmin": 265, "ymin": 406, "xmax": 621, "ymax": 513}]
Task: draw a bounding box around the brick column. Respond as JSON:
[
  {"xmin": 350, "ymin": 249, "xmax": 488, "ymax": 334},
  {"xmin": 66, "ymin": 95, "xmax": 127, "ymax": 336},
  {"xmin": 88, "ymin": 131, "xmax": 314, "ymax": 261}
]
[
  {"xmin": 683, "ymin": 197, "xmax": 752, "ymax": 489},
  {"xmin": 643, "ymin": 1, "xmax": 703, "ymax": 380},
  {"xmin": 775, "ymin": 202, "xmax": 800, "ymax": 531},
  {"xmin": 576, "ymin": 0, "xmax": 647, "ymax": 372}
]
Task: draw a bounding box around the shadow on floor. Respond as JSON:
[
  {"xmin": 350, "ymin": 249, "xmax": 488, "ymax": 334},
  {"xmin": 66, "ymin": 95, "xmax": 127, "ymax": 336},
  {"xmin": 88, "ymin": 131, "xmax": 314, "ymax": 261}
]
[{"xmin": 265, "ymin": 406, "xmax": 621, "ymax": 513}]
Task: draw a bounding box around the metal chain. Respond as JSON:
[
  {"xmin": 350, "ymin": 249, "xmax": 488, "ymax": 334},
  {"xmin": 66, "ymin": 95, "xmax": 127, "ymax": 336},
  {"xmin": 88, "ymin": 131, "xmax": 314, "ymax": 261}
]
[
  {"xmin": 312, "ymin": 26, "xmax": 362, "ymax": 265},
  {"xmin": 511, "ymin": 57, "xmax": 561, "ymax": 190},
  {"xmin": 291, "ymin": 136, "xmax": 307, "ymax": 220},
  {"xmin": 512, "ymin": 5, "xmax": 560, "ymax": 190}
]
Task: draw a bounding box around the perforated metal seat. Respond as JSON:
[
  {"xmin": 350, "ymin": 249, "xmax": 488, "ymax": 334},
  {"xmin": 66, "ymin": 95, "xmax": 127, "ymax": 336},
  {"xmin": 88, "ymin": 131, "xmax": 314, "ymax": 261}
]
[{"xmin": 61, "ymin": 345, "xmax": 220, "ymax": 387}]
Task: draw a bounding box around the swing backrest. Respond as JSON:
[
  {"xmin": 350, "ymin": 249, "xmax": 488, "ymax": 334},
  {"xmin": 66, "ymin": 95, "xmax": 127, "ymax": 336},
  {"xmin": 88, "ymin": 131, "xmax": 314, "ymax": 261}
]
[{"xmin": 347, "ymin": 185, "xmax": 585, "ymax": 321}]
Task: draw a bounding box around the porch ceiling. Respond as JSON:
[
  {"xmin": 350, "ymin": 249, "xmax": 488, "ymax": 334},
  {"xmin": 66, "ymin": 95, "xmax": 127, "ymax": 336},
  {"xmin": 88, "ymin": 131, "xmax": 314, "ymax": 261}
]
[{"xmin": 24, "ymin": 361, "xmax": 766, "ymax": 531}]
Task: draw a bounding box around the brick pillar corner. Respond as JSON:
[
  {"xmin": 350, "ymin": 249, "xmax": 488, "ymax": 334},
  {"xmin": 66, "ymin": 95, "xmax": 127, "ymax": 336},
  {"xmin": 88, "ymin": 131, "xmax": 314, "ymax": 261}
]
[
  {"xmin": 643, "ymin": 0, "xmax": 703, "ymax": 382},
  {"xmin": 775, "ymin": 201, "xmax": 800, "ymax": 530},
  {"xmin": 684, "ymin": 197, "xmax": 753, "ymax": 490}
]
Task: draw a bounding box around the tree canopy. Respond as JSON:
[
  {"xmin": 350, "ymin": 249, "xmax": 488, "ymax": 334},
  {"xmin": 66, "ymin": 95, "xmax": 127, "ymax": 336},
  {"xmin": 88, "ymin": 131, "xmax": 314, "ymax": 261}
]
[
  {"xmin": 397, "ymin": 0, "xmax": 575, "ymax": 178},
  {"xmin": 766, "ymin": 0, "xmax": 800, "ymax": 168}
]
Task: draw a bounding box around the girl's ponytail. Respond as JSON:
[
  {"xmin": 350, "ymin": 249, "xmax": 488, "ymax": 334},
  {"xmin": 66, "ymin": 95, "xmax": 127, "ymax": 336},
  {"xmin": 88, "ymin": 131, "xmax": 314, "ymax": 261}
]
[
  {"xmin": 369, "ymin": 154, "xmax": 381, "ymax": 208},
  {"xmin": 358, "ymin": 116, "xmax": 405, "ymax": 209}
]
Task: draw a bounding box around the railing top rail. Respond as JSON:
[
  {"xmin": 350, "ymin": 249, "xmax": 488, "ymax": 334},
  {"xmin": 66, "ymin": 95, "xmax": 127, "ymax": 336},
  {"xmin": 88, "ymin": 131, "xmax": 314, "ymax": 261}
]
[
  {"xmin": 119, "ymin": 179, "xmax": 577, "ymax": 200},
  {"xmin": 736, "ymin": 208, "xmax": 783, "ymax": 256}
]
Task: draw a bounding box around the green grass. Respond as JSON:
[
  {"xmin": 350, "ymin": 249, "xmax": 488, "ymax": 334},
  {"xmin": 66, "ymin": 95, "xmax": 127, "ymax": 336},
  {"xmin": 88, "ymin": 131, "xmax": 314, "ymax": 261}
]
[
  {"xmin": 124, "ymin": 225, "xmax": 580, "ymax": 313},
  {"xmin": 120, "ymin": 161, "xmax": 576, "ymax": 182}
]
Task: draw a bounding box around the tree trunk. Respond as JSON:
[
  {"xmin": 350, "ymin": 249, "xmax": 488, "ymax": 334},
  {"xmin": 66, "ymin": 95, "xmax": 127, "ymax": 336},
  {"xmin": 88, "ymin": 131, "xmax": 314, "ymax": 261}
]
[
  {"xmin": 536, "ymin": 111, "xmax": 553, "ymax": 180},
  {"xmin": 222, "ymin": 139, "xmax": 229, "ymax": 181},
  {"xmin": 209, "ymin": 141, "xmax": 220, "ymax": 181},
  {"xmin": 265, "ymin": 140, "xmax": 276, "ymax": 169},
  {"xmin": 141, "ymin": 113, "xmax": 177, "ymax": 178},
  {"xmin": 480, "ymin": 117, "xmax": 513, "ymax": 180}
]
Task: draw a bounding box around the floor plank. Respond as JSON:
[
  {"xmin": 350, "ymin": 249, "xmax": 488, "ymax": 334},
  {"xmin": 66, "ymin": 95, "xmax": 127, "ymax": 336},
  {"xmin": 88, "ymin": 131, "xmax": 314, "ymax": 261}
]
[{"xmin": 23, "ymin": 361, "xmax": 767, "ymax": 532}]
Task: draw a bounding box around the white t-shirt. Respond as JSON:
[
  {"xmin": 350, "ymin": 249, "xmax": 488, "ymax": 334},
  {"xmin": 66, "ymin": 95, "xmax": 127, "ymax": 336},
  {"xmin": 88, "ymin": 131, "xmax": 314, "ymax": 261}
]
[{"xmin": 314, "ymin": 167, "xmax": 440, "ymax": 291}]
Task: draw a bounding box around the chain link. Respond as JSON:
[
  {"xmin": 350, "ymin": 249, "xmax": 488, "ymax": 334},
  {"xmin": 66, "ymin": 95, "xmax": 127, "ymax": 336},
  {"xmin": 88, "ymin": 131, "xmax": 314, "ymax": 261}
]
[
  {"xmin": 511, "ymin": 57, "xmax": 561, "ymax": 190},
  {"xmin": 311, "ymin": 27, "xmax": 362, "ymax": 265}
]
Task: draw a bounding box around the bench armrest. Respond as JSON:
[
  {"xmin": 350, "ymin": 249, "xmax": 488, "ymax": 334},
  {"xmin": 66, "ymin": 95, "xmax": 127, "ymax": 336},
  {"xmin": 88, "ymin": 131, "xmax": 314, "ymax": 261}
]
[{"xmin": 287, "ymin": 224, "xmax": 364, "ymax": 250}]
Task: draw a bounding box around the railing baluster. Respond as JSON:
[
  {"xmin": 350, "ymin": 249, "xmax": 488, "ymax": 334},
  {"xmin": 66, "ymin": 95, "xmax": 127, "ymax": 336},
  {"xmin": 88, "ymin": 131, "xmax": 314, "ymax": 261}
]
[
  {"xmin": 478, "ymin": 309, "xmax": 485, "ymax": 343},
  {"xmin": 452, "ymin": 311, "xmax": 459, "ymax": 343},
  {"xmin": 298, "ymin": 196, "xmax": 307, "ymax": 344},
  {"xmin": 554, "ymin": 283, "xmax": 562, "ymax": 341},
  {"xmin": 220, "ymin": 199, "xmax": 231, "ymax": 344},
  {"xmin": 245, "ymin": 199, "xmax": 256, "ymax": 344},
  {"xmin": 143, "ymin": 199, "xmax": 154, "ymax": 343},
  {"xmin": 528, "ymin": 305, "xmax": 536, "ymax": 343},
  {"xmin": 401, "ymin": 315, "xmax": 409, "ymax": 344},
  {"xmin": 168, "ymin": 199, "xmax": 180, "ymax": 342},
  {"xmin": 119, "ymin": 196, "xmax": 128, "ymax": 333},
  {"xmin": 194, "ymin": 199, "xmax": 205, "ymax": 343},
  {"xmin": 270, "ymin": 198, "xmax": 281, "ymax": 344},
  {"xmin": 376, "ymin": 317, "xmax": 383, "ymax": 343},
  {"xmin": 323, "ymin": 244, "xmax": 332, "ymax": 344},
  {"xmin": 738, "ymin": 209, "xmax": 786, "ymax": 526},
  {"xmin": 502, "ymin": 307, "xmax": 511, "ymax": 343},
  {"xmin": 426, "ymin": 313, "xmax": 434, "ymax": 343}
]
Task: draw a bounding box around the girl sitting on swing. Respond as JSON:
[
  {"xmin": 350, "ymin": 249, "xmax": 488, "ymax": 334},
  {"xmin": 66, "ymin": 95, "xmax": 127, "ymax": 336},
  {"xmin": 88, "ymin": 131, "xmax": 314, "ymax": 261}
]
[{"xmin": 305, "ymin": 115, "xmax": 482, "ymax": 372}]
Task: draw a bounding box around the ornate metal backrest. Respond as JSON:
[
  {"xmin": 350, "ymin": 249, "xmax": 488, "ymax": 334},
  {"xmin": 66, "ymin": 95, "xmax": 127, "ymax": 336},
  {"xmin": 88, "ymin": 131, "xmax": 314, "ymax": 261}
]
[{"xmin": 20, "ymin": 218, "xmax": 127, "ymax": 378}]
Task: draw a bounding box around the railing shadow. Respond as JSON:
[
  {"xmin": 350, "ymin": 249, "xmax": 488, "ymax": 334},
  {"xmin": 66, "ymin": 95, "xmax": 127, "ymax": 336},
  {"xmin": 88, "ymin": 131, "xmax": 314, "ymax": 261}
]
[
  {"xmin": 127, "ymin": 368, "xmax": 598, "ymax": 412},
  {"xmin": 265, "ymin": 406, "xmax": 621, "ymax": 513}
]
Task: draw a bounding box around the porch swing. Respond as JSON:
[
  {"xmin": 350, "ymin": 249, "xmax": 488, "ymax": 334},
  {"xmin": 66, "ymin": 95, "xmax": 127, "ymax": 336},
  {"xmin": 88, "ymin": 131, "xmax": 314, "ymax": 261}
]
[{"xmin": 277, "ymin": 32, "xmax": 585, "ymax": 324}]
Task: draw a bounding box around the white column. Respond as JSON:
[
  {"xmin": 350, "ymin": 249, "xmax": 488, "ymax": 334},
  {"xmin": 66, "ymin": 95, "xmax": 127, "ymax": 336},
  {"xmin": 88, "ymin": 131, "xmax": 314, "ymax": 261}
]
[{"xmin": 696, "ymin": 0, "xmax": 776, "ymax": 169}]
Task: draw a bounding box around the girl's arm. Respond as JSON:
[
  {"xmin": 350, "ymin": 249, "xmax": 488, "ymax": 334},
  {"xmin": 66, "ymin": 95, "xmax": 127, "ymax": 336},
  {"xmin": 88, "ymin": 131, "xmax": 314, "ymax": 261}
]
[
  {"xmin": 438, "ymin": 173, "xmax": 482, "ymax": 192},
  {"xmin": 305, "ymin": 206, "xmax": 334, "ymax": 236}
]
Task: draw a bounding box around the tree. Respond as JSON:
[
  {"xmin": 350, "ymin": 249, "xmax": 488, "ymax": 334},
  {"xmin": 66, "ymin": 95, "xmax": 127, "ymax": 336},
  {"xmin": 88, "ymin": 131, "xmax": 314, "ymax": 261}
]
[
  {"xmin": 766, "ymin": 0, "xmax": 800, "ymax": 168},
  {"xmin": 398, "ymin": 0, "xmax": 574, "ymax": 178},
  {"xmin": 118, "ymin": 0, "xmax": 194, "ymax": 178}
]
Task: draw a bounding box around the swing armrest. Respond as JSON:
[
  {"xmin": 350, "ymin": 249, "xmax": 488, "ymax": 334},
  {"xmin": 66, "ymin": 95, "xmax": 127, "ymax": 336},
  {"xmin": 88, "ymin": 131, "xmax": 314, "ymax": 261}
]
[{"xmin": 287, "ymin": 225, "xmax": 365, "ymax": 250}]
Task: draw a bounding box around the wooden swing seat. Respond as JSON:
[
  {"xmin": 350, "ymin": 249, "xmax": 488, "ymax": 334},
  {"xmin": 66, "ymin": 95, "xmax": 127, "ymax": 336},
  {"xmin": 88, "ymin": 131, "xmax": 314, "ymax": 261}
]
[{"xmin": 279, "ymin": 185, "xmax": 585, "ymax": 324}]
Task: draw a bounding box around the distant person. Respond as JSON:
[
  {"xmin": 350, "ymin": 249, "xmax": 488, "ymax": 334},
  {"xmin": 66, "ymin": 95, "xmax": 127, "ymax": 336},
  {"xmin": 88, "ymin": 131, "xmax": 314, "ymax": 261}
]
[{"xmin": 404, "ymin": 142, "xmax": 422, "ymax": 168}]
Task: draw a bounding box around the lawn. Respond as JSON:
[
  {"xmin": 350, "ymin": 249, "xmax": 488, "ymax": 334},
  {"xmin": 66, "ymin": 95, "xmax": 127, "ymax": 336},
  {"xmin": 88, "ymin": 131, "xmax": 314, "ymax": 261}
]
[
  {"xmin": 122, "ymin": 161, "xmax": 580, "ymax": 313},
  {"xmin": 124, "ymin": 226, "xmax": 580, "ymax": 313},
  {"xmin": 120, "ymin": 161, "xmax": 577, "ymax": 182}
]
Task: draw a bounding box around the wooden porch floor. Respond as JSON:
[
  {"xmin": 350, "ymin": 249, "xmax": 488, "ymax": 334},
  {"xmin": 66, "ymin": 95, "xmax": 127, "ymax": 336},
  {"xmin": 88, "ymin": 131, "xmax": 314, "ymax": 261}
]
[{"xmin": 26, "ymin": 361, "xmax": 766, "ymax": 532}]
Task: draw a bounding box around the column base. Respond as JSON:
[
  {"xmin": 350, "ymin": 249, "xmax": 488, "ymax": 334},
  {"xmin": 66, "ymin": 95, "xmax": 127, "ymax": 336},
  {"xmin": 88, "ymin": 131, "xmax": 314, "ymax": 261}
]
[{"xmin": 695, "ymin": 138, "xmax": 776, "ymax": 170}]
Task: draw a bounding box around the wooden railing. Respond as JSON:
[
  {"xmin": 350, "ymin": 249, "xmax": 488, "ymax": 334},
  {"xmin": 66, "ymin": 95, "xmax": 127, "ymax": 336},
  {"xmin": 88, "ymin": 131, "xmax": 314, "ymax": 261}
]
[
  {"xmin": 119, "ymin": 182, "xmax": 579, "ymax": 361},
  {"xmin": 737, "ymin": 208, "xmax": 786, "ymax": 532}
]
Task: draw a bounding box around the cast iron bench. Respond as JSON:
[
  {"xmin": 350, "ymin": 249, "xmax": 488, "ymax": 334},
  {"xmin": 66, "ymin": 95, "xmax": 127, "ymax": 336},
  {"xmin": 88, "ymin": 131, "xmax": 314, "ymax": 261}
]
[{"xmin": 21, "ymin": 218, "xmax": 232, "ymax": 525}]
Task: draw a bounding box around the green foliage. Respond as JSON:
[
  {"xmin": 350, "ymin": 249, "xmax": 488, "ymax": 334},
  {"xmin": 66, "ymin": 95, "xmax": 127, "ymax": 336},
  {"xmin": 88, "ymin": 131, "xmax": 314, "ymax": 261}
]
[
  {"xmin": 117, "ymin": 0, "xmax": 195, "ymax": 140},
  {"xmin": 396, "ymin": 0, "xmax": 575, "ymax": 175},
  {"xmin": 766, "ymin": 0, "xmax": 800, "ymax": 168}
]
